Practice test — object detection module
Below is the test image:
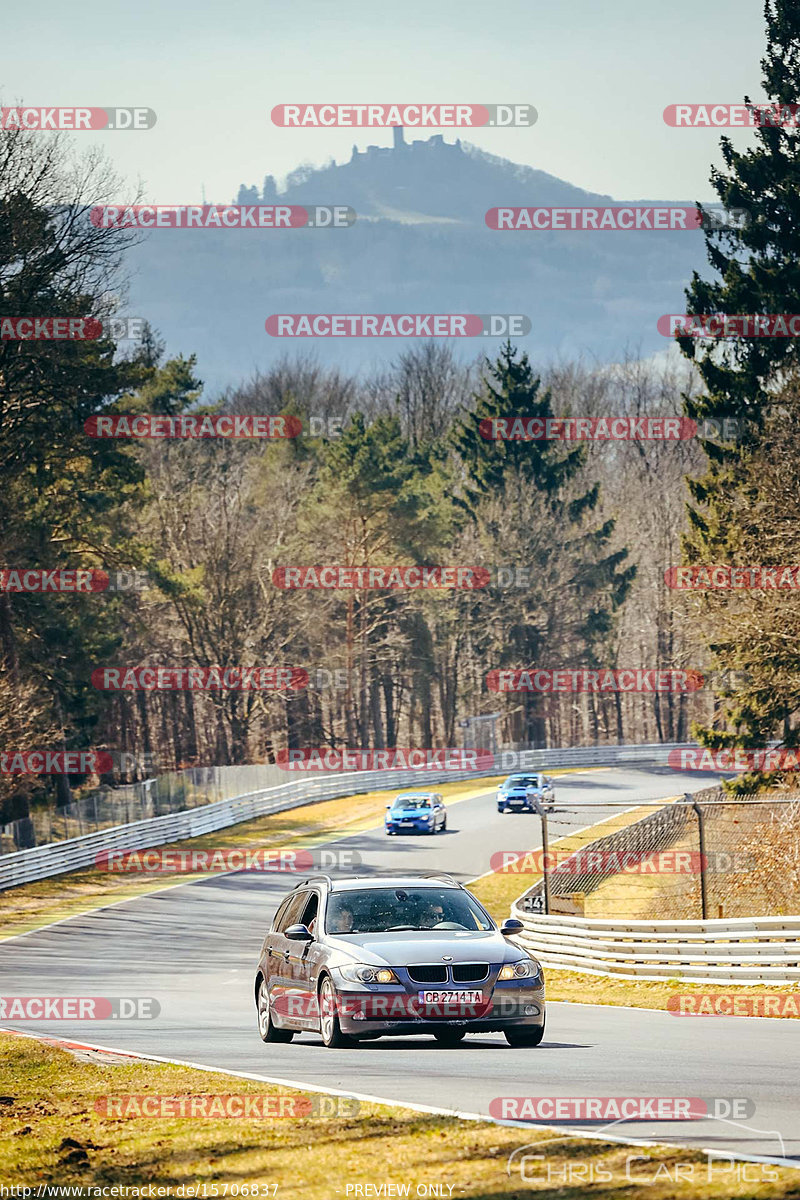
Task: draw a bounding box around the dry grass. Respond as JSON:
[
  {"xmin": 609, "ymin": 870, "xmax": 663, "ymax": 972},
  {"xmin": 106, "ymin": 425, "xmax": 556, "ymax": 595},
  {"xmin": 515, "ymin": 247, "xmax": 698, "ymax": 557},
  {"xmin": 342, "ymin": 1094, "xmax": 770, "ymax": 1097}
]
[{"xmin": 1, "ymin": 1033, "xmax": 798, "ymax": 1198}]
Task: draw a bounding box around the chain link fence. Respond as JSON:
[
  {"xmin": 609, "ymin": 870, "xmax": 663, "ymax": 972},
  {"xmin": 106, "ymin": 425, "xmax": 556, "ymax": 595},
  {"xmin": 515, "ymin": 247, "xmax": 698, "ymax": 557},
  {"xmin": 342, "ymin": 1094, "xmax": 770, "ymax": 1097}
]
[
  {"xmin": 0, "ymin": 764, "xmax": 289, "ymax": 854},
  {"xmin": 519, "ymin": 790, "xmax": 800, "ymax": 920}
]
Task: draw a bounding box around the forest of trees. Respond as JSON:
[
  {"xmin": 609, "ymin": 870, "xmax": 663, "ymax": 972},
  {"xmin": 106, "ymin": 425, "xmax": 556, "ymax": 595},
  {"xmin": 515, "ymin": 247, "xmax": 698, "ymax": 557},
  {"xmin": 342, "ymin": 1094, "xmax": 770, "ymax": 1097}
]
[{"xmin": 3, "ymin": 0, "xmax": 800, "ymax": 819}]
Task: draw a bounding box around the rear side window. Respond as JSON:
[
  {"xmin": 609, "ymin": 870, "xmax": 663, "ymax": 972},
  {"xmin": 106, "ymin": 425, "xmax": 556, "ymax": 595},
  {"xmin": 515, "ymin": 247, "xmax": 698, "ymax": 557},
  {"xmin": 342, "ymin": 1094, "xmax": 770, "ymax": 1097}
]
[{"xmin": 274, "ymin": 892, "xmax": 307, "ymax": 932}]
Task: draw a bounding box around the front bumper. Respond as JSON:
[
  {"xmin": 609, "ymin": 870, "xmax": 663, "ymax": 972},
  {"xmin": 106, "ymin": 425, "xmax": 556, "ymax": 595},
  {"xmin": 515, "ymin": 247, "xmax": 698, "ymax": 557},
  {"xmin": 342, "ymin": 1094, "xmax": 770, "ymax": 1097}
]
[
  {"xmin": 333, "ymin": 985, "xmax": 545, "ymax": 1036},
  {"xmin": 385, "ymin": 820, "xmax": 433, "ymax": 833}
]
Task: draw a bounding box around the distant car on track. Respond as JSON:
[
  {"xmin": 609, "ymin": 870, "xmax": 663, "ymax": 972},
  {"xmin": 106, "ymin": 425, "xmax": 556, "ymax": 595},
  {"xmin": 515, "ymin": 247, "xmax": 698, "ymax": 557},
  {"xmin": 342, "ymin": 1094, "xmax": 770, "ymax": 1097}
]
[
  {"xmin": 496, "ymin": 773, "xmax": 555, "ymax": 813},
  {"xmin": 384, "ymin": 791, "xmax": 447, "ymax": 835},
  {"xmin": 254, "ymin": 873, "xmax": 545, "ymax": 1048}
]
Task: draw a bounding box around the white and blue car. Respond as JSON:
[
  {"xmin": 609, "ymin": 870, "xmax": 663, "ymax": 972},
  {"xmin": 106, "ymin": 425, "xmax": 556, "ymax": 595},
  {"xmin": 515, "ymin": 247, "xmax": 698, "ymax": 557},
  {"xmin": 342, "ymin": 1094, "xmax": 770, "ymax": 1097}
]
[
  {"xmin": 496, "ymin": 773, "xmax": 555, "ymax": 813},
  {"xmin": 385, "ymin": 792, "xmax": 447, "ymax": 835}
]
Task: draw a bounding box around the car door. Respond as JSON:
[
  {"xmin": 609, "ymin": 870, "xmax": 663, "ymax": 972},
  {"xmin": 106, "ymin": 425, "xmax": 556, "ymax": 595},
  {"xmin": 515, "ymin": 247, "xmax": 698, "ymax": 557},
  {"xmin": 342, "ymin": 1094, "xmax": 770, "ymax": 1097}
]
[
  {"xmin": 267, "ymin": 890, "xmax": 307, "ymax": 1024},
  {"xmin": 289, "ymin": 890, "xmax": 323, "ymax": 1029}
]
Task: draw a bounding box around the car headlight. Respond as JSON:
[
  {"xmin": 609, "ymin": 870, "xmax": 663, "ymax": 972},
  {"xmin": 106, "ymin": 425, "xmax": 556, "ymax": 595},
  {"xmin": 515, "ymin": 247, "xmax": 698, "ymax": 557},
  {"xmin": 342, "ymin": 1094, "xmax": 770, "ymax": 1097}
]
[
  {"xmin": 498, "ymin": 959, "xmax": 539, "ymax": 981},
  {"xmin": 337, "ymin": 964, "xmax": 399, "ymax": 984}
]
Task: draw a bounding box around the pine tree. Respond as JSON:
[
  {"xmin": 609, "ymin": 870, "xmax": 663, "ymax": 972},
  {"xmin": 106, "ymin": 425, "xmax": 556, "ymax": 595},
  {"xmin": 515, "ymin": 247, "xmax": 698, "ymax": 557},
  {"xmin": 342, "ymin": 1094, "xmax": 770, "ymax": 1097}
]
[{"xmin": 677, "ymin": 0, "xmax": 800, "ymax": 776}]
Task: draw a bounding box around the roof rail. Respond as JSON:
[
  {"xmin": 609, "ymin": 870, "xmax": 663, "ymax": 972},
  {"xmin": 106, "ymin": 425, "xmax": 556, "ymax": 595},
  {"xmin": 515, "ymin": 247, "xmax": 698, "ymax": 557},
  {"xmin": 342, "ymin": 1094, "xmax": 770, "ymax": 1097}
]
[
  {"xmin": 419, "ymin": 873, "xmax": 461, "ymax": 886},
  {"xmin": 292, "ymin": 874, "xmax": 334, "ymax": 890}
]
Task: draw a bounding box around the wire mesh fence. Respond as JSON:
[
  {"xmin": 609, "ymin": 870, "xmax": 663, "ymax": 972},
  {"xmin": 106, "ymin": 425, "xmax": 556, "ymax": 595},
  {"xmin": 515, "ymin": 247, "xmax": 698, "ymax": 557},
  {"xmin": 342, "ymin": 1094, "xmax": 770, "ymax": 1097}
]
[
  {"xmin": 0, "ymin": 763, "xmax": 289, "ymax": 854},
  {"xmin": 518, "ymin": 790, "xmax": 800, "ymax": 920}
]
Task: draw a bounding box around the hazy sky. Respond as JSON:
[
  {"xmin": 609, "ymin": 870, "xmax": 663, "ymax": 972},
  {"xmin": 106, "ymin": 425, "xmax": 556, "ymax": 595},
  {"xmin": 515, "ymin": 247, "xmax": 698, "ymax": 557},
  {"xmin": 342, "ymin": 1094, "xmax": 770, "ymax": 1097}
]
[{"xmin": 5, "ymin": 0, "xmax": 769, "ymax": 205}]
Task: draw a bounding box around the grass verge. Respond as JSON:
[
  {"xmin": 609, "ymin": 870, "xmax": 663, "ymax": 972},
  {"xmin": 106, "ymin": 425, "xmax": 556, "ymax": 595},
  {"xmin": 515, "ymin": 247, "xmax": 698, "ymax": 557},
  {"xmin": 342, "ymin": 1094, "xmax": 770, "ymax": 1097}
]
[{"xmin": 1, "ymin": 1032, "xmax": 797, "ymax": 1198}]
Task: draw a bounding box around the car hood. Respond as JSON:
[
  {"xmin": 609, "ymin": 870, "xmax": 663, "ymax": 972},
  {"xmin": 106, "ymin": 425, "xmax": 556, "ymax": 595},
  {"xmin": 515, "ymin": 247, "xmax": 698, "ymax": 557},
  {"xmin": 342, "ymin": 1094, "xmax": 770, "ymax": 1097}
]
[
  {"xmin": 328, "ymin": 929, "xmax": 525, "ymax": 966},
  {"xmin": 387, "ymin": 807, "xmax": 432, "ymax": 817},
  {"xmin": 501, "ymin": 786, "xmax": 536, "ymax": 794}
]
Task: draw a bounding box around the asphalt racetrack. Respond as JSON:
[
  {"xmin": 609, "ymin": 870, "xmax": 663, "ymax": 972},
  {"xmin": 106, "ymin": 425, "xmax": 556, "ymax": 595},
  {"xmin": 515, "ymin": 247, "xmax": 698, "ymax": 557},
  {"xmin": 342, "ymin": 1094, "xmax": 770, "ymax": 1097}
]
[{"xmin": 2, "ymin": 767, "xmax": 797, "ymax": 1164}]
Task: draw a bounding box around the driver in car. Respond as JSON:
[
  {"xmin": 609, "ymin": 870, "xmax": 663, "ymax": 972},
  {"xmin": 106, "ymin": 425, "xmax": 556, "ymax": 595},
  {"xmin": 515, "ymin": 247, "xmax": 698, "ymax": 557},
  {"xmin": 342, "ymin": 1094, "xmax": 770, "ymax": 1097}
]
[{"xmin": 419, "ymin": 901, "xmax": 445, "ymax": 928}]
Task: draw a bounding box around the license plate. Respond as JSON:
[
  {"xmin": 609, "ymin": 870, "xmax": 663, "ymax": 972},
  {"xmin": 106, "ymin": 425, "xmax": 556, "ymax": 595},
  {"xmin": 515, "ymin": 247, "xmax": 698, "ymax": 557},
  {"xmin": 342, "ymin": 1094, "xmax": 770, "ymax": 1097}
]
[
  {"xmin": 400, "ymin": 820, "xmax": 415, "ymax": 826},
  {"xmin": 418, "ymin": 989, "xmax": 483, "ymax": 1005}
]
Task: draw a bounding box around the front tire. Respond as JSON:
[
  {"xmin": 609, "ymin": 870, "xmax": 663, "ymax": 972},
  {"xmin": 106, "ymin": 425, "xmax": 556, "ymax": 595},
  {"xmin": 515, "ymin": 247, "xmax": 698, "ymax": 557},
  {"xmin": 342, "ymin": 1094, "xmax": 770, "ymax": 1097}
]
[
  {"xmin": 318, "ymin": 976, "xmax": 353, "ymax": 1048},
  {"xmin": 433, "ymin": 1028, "xmax": 466, "ymax": 1046},
  {"xmin": 504, "ymin": 1022, "xmax": 545, "ymax": 1047},
  {"xmin": 257, "ymin": 978, "xmax": 293, "ymax": 1043}
]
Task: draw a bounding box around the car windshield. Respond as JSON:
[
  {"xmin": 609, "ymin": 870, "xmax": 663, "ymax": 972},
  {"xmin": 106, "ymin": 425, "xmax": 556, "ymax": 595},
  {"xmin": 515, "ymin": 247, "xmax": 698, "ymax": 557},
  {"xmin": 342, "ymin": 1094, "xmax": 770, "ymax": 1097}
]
[
  {"xmin": 325, "ymin": 888, "xmax": 493, "ymax": 934},
  {"xmin": 392, "ymin": 795, "xmax": 431, "ymax": 810},
  {"xmin": 505, "ymin": 776, "xmax": 540, "ymax": 788}
]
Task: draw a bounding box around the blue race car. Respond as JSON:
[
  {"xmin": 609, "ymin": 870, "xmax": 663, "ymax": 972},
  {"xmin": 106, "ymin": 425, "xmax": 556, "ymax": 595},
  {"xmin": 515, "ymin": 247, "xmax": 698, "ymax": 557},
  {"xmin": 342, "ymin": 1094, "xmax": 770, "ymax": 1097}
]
[
  {"xmin": 496, "ymin": 773, "xmax": 555, "ymax": 813},
  {"xmin": 385, "ymin": 792, "xmax": 447, "ymax": 835}
]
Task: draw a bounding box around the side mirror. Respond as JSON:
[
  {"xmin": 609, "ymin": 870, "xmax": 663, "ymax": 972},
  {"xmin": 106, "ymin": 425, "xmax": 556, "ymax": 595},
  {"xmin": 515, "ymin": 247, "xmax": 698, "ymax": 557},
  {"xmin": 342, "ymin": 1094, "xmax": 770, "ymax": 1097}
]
[
  {"xmin": 500, "ymin": 918, "xmax": 525, "ymax": 937},
  {"xmin": 285, "ymin": 923, "xmax": 313, "ymax": 942},
  {"xmin": 386, "ymin": 803, "xmax": 392, "ymax": 809}
]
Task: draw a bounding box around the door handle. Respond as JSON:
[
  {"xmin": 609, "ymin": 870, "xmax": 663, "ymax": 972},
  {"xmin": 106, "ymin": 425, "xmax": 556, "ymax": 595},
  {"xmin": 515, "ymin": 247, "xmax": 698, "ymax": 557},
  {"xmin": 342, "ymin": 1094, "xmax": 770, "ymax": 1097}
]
[{"xmin": 283, "ymin": 949, "xmax": 291, "ymax": 961}]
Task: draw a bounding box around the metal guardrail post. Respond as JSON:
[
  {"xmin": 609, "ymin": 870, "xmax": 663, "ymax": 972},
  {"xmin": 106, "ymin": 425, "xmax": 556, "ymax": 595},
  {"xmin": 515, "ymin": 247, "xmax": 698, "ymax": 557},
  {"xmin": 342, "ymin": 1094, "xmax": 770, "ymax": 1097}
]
[
  {"xmin": 688, "ymin": 792, "xmax": 709, "ymax": 921},
  {"xmin": 530, "ymin": 796, "xmax": 551, "ymax": 915}
]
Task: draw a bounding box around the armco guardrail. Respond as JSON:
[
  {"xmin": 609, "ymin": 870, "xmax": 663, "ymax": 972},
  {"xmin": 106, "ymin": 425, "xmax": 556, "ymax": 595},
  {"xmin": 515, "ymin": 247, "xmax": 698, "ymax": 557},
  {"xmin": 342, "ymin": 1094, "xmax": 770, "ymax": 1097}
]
[
  {"xmin": 0, "ymin": 741, "xmax": 695, "ymax": 889},
  {"xmin": 510, "ymin": 907, "xmax": 800, "ymax": 984}
]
